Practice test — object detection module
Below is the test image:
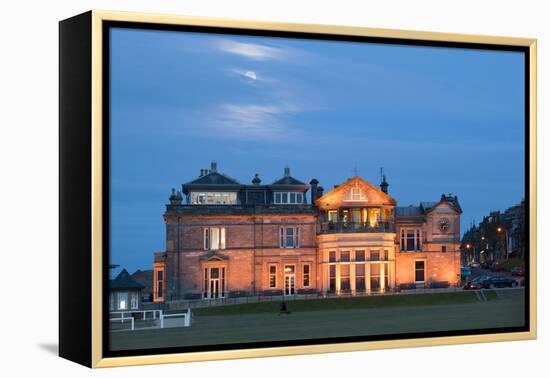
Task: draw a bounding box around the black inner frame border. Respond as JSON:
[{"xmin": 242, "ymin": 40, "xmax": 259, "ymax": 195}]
[{"xmin": 102, "ymin": 20, "xmax": 531, "ymax": 359}]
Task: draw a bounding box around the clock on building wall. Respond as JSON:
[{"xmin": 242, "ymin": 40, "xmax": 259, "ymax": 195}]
[{"xmin": 439, "ymin": 218, "xmax": 450, "ymax": 233}]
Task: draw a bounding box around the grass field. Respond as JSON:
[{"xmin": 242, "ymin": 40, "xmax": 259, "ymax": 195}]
[{"xmin": 110, "ymin": 290, "xmax": 525, "ymax": 351}]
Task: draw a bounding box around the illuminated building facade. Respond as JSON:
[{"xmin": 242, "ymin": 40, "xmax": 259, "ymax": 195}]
[{"xmin": 153, "ymin": 162, "xmax": 461, "ymax": 302}]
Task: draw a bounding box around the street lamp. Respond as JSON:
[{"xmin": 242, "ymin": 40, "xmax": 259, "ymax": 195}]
[{"xmin": 497, "ymin": 227, "xmax": 509, "ymax": 260}]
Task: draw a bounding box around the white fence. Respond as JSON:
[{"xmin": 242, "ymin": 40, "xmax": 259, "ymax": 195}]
[
  {"xmin": 110, "ymin": 309, "xmax": 163, "ymax": 321},
  {"xmin": 160, "ymin": 308, "xmax": 192, "ymax": 328},
  {"xmin": 109, "ymin": 308, "xmax": 192, "ymax": 332},
  {"xmin": 109, "ymin": 316, "xmax": 134, "ymax": 331}
]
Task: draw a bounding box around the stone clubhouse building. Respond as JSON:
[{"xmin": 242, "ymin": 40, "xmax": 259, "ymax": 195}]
[{"xmin": 153, "ymin": 162, "xmax": 462, "ymax": 302}]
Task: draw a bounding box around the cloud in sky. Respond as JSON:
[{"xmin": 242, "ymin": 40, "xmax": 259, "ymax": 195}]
[
  {"xmin": 205, "ymin": 102, "xmax": 303, "ymax": 141},
  {"xmin": 214, "ymin": 39, "xmax": 289, "ymax": 61}
]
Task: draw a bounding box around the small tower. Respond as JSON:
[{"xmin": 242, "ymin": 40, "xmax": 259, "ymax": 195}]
[
  {"xmin": 380, "ymin": 168, "xmax": 389, "ymax": 194},
  {"xmin": 310, "ymin": 178, "xmax": 319, "ymax": 204}
]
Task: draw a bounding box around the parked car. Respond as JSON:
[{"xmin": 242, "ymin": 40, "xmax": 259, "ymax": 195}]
[
  {"xmin": 482, "ymin": 276, "xmax": 519, "ymax": 289},
  {"xmin": 463, "ymin": 275, "xmax": 492, "ymax": 290},
  {"xmin": 511, "ymin": 266, "xmax": 525, "ymax": 277},
  {"xmin": 469, "ymin": 261, "xmax": 481, "ymax": 268},
  {"xmin": 481, "ymin": 261, "xmax": 492, "ymax": 270},
  {"xmin": 461, "ymin": 267, "xmax": 472, "ymax": 280}
]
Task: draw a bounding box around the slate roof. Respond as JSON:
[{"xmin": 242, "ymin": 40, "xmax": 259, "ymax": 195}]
[
  {"xmin": 420, "ymin": 202, "xmax": 437, "ymax": 211},
  {"xmin": 395, "ymin": 206, "xmax": 423, "ymax": 216},
  {"xmin": 395, "ymin": 196, "xmax": 462, "ymax": 216},
  {"xmin": 132, "ymin": 269, "xmax": 153, "ymax": 293},
  {"xmin": 110, "ymin": 269, "xmax": 145, "ymax": 291},
  {"xmin": 271, "ymin": 175, "xmax": 307, "ymax": 186},
  {"xmin": 184, "ymin": 172, "xmax": 240, "ymax": 186}
]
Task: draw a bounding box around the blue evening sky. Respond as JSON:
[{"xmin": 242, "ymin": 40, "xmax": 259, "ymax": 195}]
[{"xmin": 110, "ymin": 28, "xmax": 525, "ymax": 273}]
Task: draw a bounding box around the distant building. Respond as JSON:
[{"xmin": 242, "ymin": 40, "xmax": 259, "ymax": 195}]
[
  {"xmin": 153, "ymin": 162, "xmax": 462, "ymax": 302},
  {"xmin": 462, "ymin": 199, "xmax": 525, "ymax": 263},
  {"xmin": 109, "ymin": 269, "xmax": 145, "ymax": 311},
  {"xmin": 131, "ymin": 269, "xmax": 154, "ymax": 302}
]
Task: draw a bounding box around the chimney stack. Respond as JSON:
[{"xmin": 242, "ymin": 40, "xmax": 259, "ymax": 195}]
[
  {"xmin": 211, "ymin": 161, "xmax": 217, "ymax": 173},
  {"xmin": 317, "ymin": 186, "xmax": 324, "ymax": 199},
  {"xmin": 379, "ymin": 168, "xmax": 389, "ymax": 194},
  {"xmin": 309, "ymin": 178, "xmax": 319, "ymax": 204}
]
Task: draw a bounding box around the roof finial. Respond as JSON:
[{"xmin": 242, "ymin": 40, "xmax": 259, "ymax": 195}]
[
  {"xmin": 252, "ymin": 173, "xmax": 261, "ymax": 185},
  {"xmin": 352, "ymin": 166, "xmax": 359, "ymax": 176},
  {"xmin": 284, "ymin": 165, "xmax": 290, "ymax": 177}
]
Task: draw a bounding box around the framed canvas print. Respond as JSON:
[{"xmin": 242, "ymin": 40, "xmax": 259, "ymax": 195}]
[{"xmin": 59, "ymin": 10, "xmax": 537, "ymax": 368}]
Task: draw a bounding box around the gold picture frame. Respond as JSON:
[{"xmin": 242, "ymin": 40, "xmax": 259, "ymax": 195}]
[{"xmin": 59, "ymin": 10, "xmax": 537, "ymax": 368}]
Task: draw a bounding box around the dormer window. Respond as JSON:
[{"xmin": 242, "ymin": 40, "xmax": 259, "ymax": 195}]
[
  {"xmin": 345, "ymin": 187, "xmax": 367, "ymax": 202},
  {"xmin": 351, "ymin": 188, "xmax": 362, "ymax": 201},
  {"xmin": 273, "ymin": 192, "xmax": 304, "ymax": 204},
  {"xmin": 190, "ymin": 192, "xmax": 237, "ymax": 205}
]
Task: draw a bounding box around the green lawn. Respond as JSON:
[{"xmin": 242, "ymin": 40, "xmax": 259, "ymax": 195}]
[
  {"xmin": 193, "ymin": 292, "xmax": 479, "ymax": 316},
  {"xmin": 110, "ymin": 290, "xmax": 525, "ymax": 351}
]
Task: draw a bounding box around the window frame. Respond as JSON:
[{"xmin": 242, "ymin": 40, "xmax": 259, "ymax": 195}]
[
  {"xmin": 204, "ymin": 227, "xmax": 226, "ymax": 250},
  {"xmin": 273, "ymin": 191, "xmax": 304, "ymax": 204},
  {"xmin": 269, "ymin": 264, "xmax": 277, "ymax": 288},
  {"xmin": 303, "ymin": 264, "xmax": 311, "ymax": 288},
  {"xmin": 190, "ymin": 191, "xmax": 237, "ymax": 205},
  {"xmin": 400, "ymin": 227, "xmax": 422, "ymax": 252},
  {"xmin": 414, "ymin": 260, "xmax": 426, "ymax": 283},
  {"xmin": 280, "ymin": 226, "xmax": 300, "ymax": 248}
]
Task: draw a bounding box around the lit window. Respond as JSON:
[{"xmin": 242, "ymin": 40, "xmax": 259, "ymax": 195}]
[
  {"xmin": 303, "ymin": 264, "xmax": 310, "ymax": 287},
  {"xmin": 117, "ymin": 292, "xmax": 128, "ymax": 310},
  {"xmin": 269, "ymin": 265, "xmax": 277, "ymax": 288},
  {"xmin": 204, "ymin": 227, "xmax": 226, "ymax": 250},
  {"xmin": 190, "ymin": 192, "xmax": 237, "ymax": 205}
]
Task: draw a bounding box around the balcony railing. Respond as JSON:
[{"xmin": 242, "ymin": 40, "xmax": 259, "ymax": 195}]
[{"xmin": 319, "ymin": 221, "xmax": 395, "ymax": 234}]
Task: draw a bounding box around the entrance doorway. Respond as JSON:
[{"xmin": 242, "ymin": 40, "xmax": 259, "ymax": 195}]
[
  {"xmin": 284, "ymin": 265, "xmax": 296, "ymax": 295},
  {"xmin": 204, "ymin": 266, "xmax": 226, "ymax": 299}
]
